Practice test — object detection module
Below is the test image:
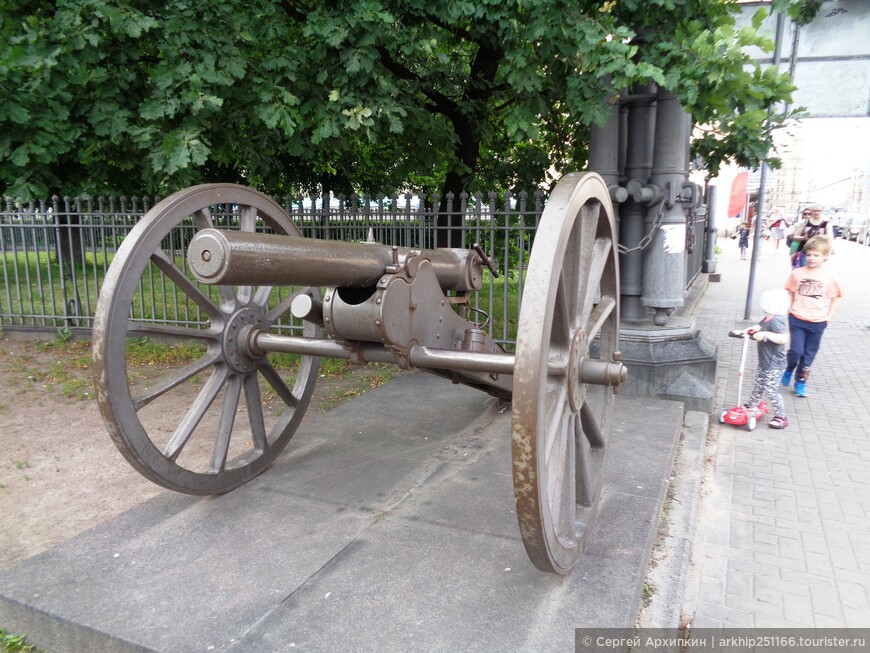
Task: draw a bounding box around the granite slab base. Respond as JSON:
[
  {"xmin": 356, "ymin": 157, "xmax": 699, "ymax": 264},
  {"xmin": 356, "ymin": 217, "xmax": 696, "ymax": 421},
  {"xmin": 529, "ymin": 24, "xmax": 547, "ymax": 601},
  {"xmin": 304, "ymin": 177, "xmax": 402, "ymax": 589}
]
[{"xmin": 0, "ymin": 374, "xmax": 684, "ymax": 653}]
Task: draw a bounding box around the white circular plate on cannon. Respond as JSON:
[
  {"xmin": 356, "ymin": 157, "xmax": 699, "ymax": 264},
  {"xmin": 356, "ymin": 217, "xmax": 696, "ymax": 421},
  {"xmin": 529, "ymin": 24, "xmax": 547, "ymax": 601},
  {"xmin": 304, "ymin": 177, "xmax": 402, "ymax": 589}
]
[
  {"xmin": 512, "ymin": 172, "xmax": 621, "ymax": 575},
  {"xmin": 93, "ymin": 184, "xmax": 320, "ymax": 494}
]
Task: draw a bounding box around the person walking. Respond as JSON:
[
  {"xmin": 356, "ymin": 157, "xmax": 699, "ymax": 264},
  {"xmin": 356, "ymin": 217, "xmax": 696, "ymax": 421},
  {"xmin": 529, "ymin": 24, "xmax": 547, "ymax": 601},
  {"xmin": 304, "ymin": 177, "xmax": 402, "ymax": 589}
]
[
  {"xmin": 768, "ymin": 212, "xmax": 788, "ymax": 251},
  {"xmin": 731, "ymin": 288, "xmax": 791, "ymax": 429},
  {"xmin": 737, "ymin": 222, "xmax": 751, "ymax": 260},
  {"xmin": 781, "ymin": 235, "xmax": 843, "ymax": 397},
  {"xmin": 789, "ymin": 204, "xmax": 834, "ymax": 267}
]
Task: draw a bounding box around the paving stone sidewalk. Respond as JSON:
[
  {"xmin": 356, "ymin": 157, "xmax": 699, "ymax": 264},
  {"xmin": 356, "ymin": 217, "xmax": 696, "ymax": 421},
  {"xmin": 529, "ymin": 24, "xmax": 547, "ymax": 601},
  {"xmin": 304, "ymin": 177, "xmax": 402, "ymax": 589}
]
[{"xmin": 682, "ymin": 232, "xmax": 870, "ymax": 627}]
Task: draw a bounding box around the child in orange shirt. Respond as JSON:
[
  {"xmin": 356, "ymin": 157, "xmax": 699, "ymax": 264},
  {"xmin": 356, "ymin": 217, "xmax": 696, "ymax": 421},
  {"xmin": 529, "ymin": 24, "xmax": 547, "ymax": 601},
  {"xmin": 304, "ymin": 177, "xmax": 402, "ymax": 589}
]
[{"xmin": 782, "ymin": 236, "xmax": 842, "ymax": 397}]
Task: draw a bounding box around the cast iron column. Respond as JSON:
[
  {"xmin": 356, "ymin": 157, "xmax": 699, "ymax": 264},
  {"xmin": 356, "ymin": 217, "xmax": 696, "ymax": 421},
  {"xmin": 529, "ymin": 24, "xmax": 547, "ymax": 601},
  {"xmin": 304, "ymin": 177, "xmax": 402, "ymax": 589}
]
[
  {"xmin": 620, "ymin": 85, "xmax": 657, "ymax": 322},
  {"xmin": 641, "ymin": 88, "xmax": 692, "ymax": 326}
]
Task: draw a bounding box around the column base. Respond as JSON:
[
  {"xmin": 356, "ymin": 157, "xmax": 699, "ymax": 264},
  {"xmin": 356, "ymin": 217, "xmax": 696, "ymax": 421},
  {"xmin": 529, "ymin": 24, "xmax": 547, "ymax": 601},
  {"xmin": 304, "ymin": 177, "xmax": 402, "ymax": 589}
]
[{"xmin": 615, "ymin": 317, "xmax": 718, "ymax": 413}]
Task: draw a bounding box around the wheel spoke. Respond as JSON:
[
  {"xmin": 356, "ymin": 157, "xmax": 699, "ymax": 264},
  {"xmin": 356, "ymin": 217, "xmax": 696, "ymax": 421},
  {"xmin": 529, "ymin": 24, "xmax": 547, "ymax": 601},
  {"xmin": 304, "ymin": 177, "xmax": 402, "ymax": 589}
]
[
  {"xmin": 237, "ymin": 284, "xmax": 255, "ymax": 305},
  {"xmin": 230, "ymin": 206, "xmax": 261, "ymax": 305},
  {"xmin": 585, "ymin": 295, "xmax": 616, "ymax": 343},
  {"xmin": 240, "ymin": 205, "xmax": 258, "ymax": 232},
  {"xmin": 574, "ymin": 414, "xmax": 593, "ymax": 506},
  {"xmin": 562, "ymin": 225, "xmax": 583, "ymax": 328},
  {"xmin": 193, "ymin": 208, "xmax": 213, "ymax": 229},
  {"xmin": 132, "ymin": 351, "xmax": 221, "ymax": 411},
  {"xmin": 551, "ymin": 275, "xmax": 572, "ymax": 349},
  {"xmin": 574, "ymin": 208, "xmax": 600, "ymax": 306},
  {"xmin": 259, "ymin": 360, "xmax": 299, "ymax": 409},
  {"xmin": 548, "ymin": 406, "xmax": 573, "ymax": 531},
  {"xmin": 265, "ymin": 290, "xmax": 304, "ymax": 323},
  {"xmin": 243, "ymin": 373, "xmax": 268, "ymax": 452},
  {"xmin": 580, "ymin": 400, "xmax": 607, "ymax": 448},
  {"xmin": 578, "ymin": 236, "xmax": 612, "ymax": 327},
  {"xmin": 543, "ymin": 383, "xmax": 569, "ymax": 466},
  {"xmin": 150, "ymin": 248, "xmax": 222, "ymax": 320},
  {"xmin": 127, "ymin": 322, "xmax": 218, "ymax": 341},
  {"xmin": 216, "ymin": 284, "xmax": 238, "ymax": 309},
  {"xmin": 252, "ymin": 285, "xmax": 275, "ymax": 309},
  {"xmin": 163, "ymin": 365, "xmax": 228, "ymax": 460},
  {"xmin": 211, "ymin": 374, "xmax": 243, "ymax": 473}
]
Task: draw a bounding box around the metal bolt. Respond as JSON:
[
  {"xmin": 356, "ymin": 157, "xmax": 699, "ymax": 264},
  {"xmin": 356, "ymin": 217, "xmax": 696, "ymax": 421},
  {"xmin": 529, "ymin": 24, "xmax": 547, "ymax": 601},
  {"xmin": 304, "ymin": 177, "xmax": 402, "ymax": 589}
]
[{"xmin": 201, "ymin": 250, "xmax": 212, "ymax": 262}]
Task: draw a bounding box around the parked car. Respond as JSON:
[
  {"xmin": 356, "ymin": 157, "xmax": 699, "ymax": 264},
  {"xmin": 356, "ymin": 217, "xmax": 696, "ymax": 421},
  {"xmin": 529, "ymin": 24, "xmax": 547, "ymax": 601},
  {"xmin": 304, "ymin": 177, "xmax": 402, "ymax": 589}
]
[{"xmin": 842, "ymin": 215, "xmax": 868, "ymax": 242}]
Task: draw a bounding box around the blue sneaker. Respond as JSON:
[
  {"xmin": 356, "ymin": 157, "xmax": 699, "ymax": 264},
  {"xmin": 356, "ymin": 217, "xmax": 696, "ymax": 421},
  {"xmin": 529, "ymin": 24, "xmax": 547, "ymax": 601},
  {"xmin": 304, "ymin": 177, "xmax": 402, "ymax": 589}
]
[
  {"xmin": 781, "ymin": 370, "xmax": 793, "ymax": 387},
  {"xmin": 794, "ymin": 381, "xmax": 808, "ymax": 397}
]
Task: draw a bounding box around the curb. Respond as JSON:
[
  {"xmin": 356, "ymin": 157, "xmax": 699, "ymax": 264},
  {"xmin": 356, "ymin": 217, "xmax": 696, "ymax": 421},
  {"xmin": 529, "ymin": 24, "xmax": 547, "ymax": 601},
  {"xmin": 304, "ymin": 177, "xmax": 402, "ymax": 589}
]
[{"xmin": 637, "ymin": 410, "xmax": 709, "ymax": 627}]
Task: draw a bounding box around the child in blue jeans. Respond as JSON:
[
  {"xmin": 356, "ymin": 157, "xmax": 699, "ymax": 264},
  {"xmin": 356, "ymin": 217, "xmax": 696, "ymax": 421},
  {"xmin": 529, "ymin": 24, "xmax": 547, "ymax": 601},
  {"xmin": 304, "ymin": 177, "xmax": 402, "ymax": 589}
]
[{"xmin": 782, "ymin": 236, "xmax": 842, "ymax": 397}]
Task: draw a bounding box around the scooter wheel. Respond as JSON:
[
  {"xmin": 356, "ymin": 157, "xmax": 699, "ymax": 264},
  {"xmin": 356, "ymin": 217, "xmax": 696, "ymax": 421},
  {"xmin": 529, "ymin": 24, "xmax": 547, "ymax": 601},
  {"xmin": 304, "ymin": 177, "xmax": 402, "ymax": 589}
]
[
  {"xmin": 719, "ymin": 409, "xmax": 728, "ymax": 424},
  {"xmin": 746, "ymin": 415, "xmax": 757, "ymax": 431}
]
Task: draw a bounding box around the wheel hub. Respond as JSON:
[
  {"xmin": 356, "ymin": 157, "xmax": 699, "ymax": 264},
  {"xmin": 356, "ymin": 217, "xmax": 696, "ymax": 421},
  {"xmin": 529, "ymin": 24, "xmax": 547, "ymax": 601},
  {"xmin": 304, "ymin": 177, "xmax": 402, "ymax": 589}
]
[
  {"xmin": 567, "ymin": 329, "xmax": 588, "ymax": 412},
  {"xmin": 222, "ymin": 307, "xmax": 267, "ymax": 373}
]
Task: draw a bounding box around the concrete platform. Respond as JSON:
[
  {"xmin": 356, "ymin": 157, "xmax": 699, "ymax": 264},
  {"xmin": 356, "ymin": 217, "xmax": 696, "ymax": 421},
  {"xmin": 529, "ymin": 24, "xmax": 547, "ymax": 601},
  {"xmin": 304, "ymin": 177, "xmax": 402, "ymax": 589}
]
[{"xmin": 0, "ymin": 374, "xmax": 684, "ymax": 653}]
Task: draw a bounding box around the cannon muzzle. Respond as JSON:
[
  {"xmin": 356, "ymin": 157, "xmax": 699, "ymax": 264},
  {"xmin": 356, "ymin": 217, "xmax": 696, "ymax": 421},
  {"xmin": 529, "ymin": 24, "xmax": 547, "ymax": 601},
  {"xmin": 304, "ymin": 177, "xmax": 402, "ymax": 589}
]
[{"xmin": 188, "ymin": 229, "xmax": 484, "ymax": 292}]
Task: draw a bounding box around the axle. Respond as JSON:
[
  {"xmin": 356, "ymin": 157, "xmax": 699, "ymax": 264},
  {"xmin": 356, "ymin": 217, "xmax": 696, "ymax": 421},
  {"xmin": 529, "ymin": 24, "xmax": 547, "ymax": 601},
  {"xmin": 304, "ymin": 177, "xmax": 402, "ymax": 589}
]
[
  {"xmin": 188, "ymin": 229, "xmax": 485, "ymax": 292},
  {"xmin": 245, "ymin": 329, "xmax": 627, "ymax": 387}
]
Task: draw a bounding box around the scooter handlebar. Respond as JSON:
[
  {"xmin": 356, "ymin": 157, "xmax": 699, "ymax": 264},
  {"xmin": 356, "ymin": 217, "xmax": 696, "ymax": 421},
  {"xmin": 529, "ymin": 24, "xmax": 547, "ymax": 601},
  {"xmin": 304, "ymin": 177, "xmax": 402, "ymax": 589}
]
[{"xmin": 728, "ymin": 329, "xmax": 757, "ymax": 339}]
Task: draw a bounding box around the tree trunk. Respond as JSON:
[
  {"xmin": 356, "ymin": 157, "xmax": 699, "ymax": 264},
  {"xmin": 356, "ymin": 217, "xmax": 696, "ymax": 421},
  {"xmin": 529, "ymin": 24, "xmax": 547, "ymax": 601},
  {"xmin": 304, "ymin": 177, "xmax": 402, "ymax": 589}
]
[
  {"xmin": 434, "ymin": 40, "xmax": 503, "ymax": 248},
  {"xmin": 437, "ymin": 169, "xmax": 467, "ymax": 248}
]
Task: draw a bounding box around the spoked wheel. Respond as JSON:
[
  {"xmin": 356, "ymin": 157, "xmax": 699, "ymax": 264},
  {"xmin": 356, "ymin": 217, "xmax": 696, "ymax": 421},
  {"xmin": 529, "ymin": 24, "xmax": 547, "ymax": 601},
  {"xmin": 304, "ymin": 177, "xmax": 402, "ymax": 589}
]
[
  {"xmin": 93, "ymin": 184, "xmax": 320, "ymax": 494},
  {"xmin": 512, "ymin": 172, "xmax": 623, "ymax": 575}
]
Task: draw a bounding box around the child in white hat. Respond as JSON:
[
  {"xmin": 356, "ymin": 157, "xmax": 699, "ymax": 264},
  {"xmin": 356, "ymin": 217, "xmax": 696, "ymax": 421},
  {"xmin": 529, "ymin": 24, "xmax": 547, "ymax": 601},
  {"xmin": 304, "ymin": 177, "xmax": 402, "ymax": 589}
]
[{"xmin": 731, "ymin": 288, "xmax": 791, "ymax": 429}]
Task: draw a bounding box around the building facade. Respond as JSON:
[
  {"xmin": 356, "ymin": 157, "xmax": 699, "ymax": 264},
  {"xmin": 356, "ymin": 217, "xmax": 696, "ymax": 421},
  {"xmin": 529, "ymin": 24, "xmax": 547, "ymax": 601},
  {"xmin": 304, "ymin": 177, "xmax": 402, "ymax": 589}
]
[{"xmin": 713, "ymin": 1, "xmax": 870, "ymax": 223}]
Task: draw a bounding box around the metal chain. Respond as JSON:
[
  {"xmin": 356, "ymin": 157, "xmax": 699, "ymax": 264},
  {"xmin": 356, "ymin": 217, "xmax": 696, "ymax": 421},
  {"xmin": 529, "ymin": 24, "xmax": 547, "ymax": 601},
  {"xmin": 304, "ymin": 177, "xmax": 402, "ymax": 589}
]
[
  {"xmin": 686, "ymin": 202, "xmax": 709, "ymax": 255},
  {"xmin": 617, "ymin": 199, "xmax": 665, "ymax": 254}
]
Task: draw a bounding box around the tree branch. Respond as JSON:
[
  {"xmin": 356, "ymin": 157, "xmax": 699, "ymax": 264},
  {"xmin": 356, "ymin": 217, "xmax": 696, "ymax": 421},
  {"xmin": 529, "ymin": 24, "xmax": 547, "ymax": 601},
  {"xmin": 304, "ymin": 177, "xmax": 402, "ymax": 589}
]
[{"xmin": 278, "ymin": 1, "xmax": 308, "ymax": 23}]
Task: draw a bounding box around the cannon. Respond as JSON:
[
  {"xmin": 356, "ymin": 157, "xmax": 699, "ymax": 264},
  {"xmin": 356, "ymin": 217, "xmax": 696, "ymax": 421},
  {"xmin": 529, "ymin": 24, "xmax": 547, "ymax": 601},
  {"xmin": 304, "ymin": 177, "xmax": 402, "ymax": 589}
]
[{"xmin": 92, "ymin": 172, "xmax": 627, "ymax": 575}]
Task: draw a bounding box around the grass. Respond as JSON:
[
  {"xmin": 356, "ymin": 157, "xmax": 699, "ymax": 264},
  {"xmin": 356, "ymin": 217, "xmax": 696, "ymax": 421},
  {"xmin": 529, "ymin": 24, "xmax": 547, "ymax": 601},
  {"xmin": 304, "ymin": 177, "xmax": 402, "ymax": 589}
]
[
  {"xmin": 0, "ymin": 241, "xmax": 522, "ymax": 414},
  {"xmin": 0, "ymin": 251, "xmax": 117, "ymax": 326},
  {"xmin": 1, "ymin": 250, "xmax": 524, "ymax": 347},
  {"xmin": 316, "ymin": 363, "xmax": 395, "ymax": 411},
  {"xmin": 474, "ymin": 270, "xmax": 522, "ymax": 348},
  {"xmin": 0, "ymin": 243, "xmax": 521, "ymax": 410},
  {"xmin": 0, "ymin": 332, "xmax": 400, "ymax": 409},
  {"xmin": 0, "ymin": 628, "xmax": 41, "ymax": 653},
  {"xmin": 641, "ymin": 581, "xmax": 656, "ymax": 608}
]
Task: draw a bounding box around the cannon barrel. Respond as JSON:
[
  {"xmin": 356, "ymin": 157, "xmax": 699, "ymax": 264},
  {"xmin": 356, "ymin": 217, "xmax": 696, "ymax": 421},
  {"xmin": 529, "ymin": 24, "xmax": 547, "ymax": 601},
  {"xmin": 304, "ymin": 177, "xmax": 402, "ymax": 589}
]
[{"xmin": 188, "ymin": 229, "xmax": 483, "ymax": 291}]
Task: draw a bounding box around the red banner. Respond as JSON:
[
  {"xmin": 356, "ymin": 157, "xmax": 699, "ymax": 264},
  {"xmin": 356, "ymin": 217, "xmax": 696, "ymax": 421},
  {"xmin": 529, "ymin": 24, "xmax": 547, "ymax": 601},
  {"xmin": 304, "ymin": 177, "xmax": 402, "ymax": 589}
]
[{"xmin": 728, "ymin": 171, "xmax": 748, "ymax": 217}]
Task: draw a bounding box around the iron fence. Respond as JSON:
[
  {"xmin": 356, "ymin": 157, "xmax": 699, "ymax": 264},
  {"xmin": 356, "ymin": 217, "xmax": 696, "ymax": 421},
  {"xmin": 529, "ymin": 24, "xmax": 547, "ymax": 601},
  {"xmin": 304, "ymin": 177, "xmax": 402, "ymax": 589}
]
[
  {"xmin": 0, "ymin": 192, "xmax": 708, "ymax": 347},
  {"xmin": 686, "ymin": 208, "xmax": 707, "ymax": 288},
  {"xmin": 0, "ymin": 192, "xmax": 543, "ymax": 348}
]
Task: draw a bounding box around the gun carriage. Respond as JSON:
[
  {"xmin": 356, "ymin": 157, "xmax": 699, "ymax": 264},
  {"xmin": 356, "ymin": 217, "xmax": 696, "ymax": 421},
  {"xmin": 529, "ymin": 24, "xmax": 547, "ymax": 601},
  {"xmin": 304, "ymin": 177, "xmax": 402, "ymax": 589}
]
[{"xmin": 92, "ymin": 172, "xmax": 627, "ymax": 575}]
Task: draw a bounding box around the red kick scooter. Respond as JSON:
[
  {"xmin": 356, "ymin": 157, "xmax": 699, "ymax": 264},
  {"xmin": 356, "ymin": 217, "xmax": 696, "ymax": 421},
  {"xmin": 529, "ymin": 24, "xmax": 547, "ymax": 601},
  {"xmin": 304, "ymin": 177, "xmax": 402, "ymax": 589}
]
[{"xmin": 719, "ymin": 329, "xmax": 768, "ymax": 431}]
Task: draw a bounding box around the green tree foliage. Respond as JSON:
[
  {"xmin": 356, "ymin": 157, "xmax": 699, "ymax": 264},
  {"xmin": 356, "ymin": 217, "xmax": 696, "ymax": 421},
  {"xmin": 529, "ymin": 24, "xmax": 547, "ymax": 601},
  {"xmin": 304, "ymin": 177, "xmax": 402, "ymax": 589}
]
[{"xmin": 0, "ymin": 0, "xmax": 815, "ymax": 200}]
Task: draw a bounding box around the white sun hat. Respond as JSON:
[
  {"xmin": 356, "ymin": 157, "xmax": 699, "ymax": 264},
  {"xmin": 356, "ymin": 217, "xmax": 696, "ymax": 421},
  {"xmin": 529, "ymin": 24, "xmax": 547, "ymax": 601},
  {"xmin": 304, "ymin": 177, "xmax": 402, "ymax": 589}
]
[{"xmin": 759, "ymin": 288, "xmax": 790, "ymax": 316}]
